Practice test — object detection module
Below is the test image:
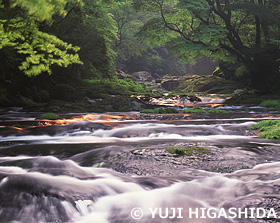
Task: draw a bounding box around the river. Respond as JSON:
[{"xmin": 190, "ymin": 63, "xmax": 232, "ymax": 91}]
[{"xmin": 0, "ymin": 104, "xmax": 280, "ymax": 223}]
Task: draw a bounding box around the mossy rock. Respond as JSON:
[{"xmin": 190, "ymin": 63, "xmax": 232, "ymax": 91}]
[
  {"xmin": 259, "ymin": 100, "xmax": 280, "ymax": 108},
  {"xmin": 178, "ymin": 75, "xmax": 244, "ymax": 94},
  {"xmin": 39, "ymin": 113, "xmax": 60, "ymax": 120},
  {"xmin": 182, "ymin": 108, "xmax": 229, "ymax": 114}
]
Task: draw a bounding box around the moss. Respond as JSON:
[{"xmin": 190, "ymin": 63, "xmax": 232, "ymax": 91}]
[
  {"xmin": 83, "ymin": 78, "xmax": 152, "ymax": 96},
  {"xmin": 166, "ymin": 147, "xmax": 210, "ymax": 156},
  {"xmin": 182, "ymin": 108, "xmax": 207, "ymax": 114},
  {"xmin": 140, "ymin": 109, "xmax": 155, "ymax": 114},
  {"xmin": 154, "ymin": 107, "xmax": 166, "ymax": 114},
  {"xmin": 259, "ymin": 126, "xmax": 280, "ymax": 139},
  {"xmin": 259, "ymin": 100, "xmax": 280, "ymax": 108},
  {"xmin": 251, "ymin": 120, "xmax": 280, "ymax": 130},
  {"xmin": 178, "ymin": 75, "xmax": 244, "ymax": 94},
  {"xmin": 182, "ymin": 107, "xmax": 229, "ymax": 114},
  {"xmin": 251, "ymin": 120, "xmax": 280, "ymax": 139},
  {"xmin": 39, "ymin": 113, "xmax": 60, "ymax": 120}
]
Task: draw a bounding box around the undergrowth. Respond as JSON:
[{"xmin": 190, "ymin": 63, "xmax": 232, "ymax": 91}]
[
  {"xmin": 84, "ymin": 78, "xmax": 152, "ymax": 96},
  {"xmin": 259, "ymin": 100, "xmax": 280, "ymax": 108}
]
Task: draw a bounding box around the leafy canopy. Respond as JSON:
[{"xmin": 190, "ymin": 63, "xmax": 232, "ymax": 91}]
[
  {"xmin": 0, "ymin": 0, "xmax": 83, "ymax": 76},
  {"xmin": 133, "ymin": 0, "xmax": 280, "ymax": 64}
]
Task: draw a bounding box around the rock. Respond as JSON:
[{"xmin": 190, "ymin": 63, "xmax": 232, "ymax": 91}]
[
  {"xmin": 161, "ymin": 80, "xmax": 180, "ymax": 91},
  {"xmin": 130, "ymin": 99, "xmax": 145, "ymax": 111},
  {"xmin": 151, "ymin": 73, "xmax": 162, "ymax": 82},
  {"xmin": 131, "ymin": 71, "xmax": 154, "ymax": 83}
]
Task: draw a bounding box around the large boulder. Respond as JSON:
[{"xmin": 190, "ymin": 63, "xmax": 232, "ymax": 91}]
[
  {"xmin": 161, "ymin": 80, "xmax": 180, "ymax": 91},
  {"xmin": 131, "ymin": 71, "xmax": 154, "ymax": 83}
]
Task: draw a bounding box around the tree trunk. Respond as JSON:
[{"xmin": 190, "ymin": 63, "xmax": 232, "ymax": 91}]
[{"xmin": 249, "ymin": 56, "xmax": 271, "ymax": 93}]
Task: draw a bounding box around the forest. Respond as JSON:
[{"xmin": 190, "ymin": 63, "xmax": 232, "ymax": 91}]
[
  {"xmin": 2, "ymin": 1, "xmax": 280, "ymax": 223},
  {"xmin": 0, "ymin": 0, "xmax": 280, "ymax": 111}
]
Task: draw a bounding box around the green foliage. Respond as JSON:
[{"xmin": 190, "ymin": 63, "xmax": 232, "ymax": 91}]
[
  {"xmin": 84, "ymin": 78, "xmax": 150, "ymax": 96},
  {"xmin": 116, "ymin": 78, "xmax": 149, "ymax": 93},
  {"xmin": 166, "ymin": 146, "xmax": 209, "ymax": 156},
  {"xmin": 259, "ymin": 100, "xmax": 280, "ymax": 108},
  {"xmin": 133, "ymin": 0, "xmax": 280, "ymax": 92},
  {"xmin": 39, "ymin": 112, "xmax": 60, "ymax": 120},
  {"xmin": 251, "ymin": 120, "xmax": 280, "ymax": 130},
  {"xmin": 259, "ymin": 126, "xmax": 280, "ymax": 139},
  {"xmin": 112, "ymin": 1, "xmax": 187, "ymax": 76},
  {"xmin": 182, "ymin": 107, "xmax": 229, "ymax": 114},
  {"xmin": 0, "ymin": 0, "xmax": 83, "ymax": 76},
  {"xmin": 182, "ymin": 107, "xmax": 206, "ymax": 114},
  {"xmin": 140, "ymin": 109, "xmax": 155, "ymax": 113},
  {"xmin": 153, "ymin": 107, "xmax": 166, "ymax": 114},
  {"xmin": 7, "ymin": 0, "xmax": 83, "ymax": 24},
  {"xmin": 235, "ymin": 65, "xmax": 249, "ymax": 78},
  {"xmin": 251, "ymin": 119, "xmax": 280, "ymax": 139}
]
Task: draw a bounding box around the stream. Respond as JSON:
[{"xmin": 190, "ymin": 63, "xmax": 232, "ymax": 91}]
[{"xmin": 0, "ymin": 103, "xmax": 280, "ymax": 223}]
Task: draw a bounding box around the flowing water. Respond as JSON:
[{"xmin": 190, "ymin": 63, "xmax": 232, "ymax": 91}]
[{"xmin": 0, "ymin": 104, "xmax": 280, "ymax": 223}]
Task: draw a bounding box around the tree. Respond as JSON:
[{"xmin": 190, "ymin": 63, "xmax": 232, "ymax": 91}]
[
  {"xmin": 133, "ymin": 0, "xmax": 280, "ymax": 92},
  {"xmin": 111, "ymin": 0, "xmax": 188, "ymax": 75},
  {"xmin": 49, "ymin": 0, "xmax": 119, "ymax": 79},
  {"xmin": 0, "ymin": 0, "xmax": 83, "ymax": 76}
]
